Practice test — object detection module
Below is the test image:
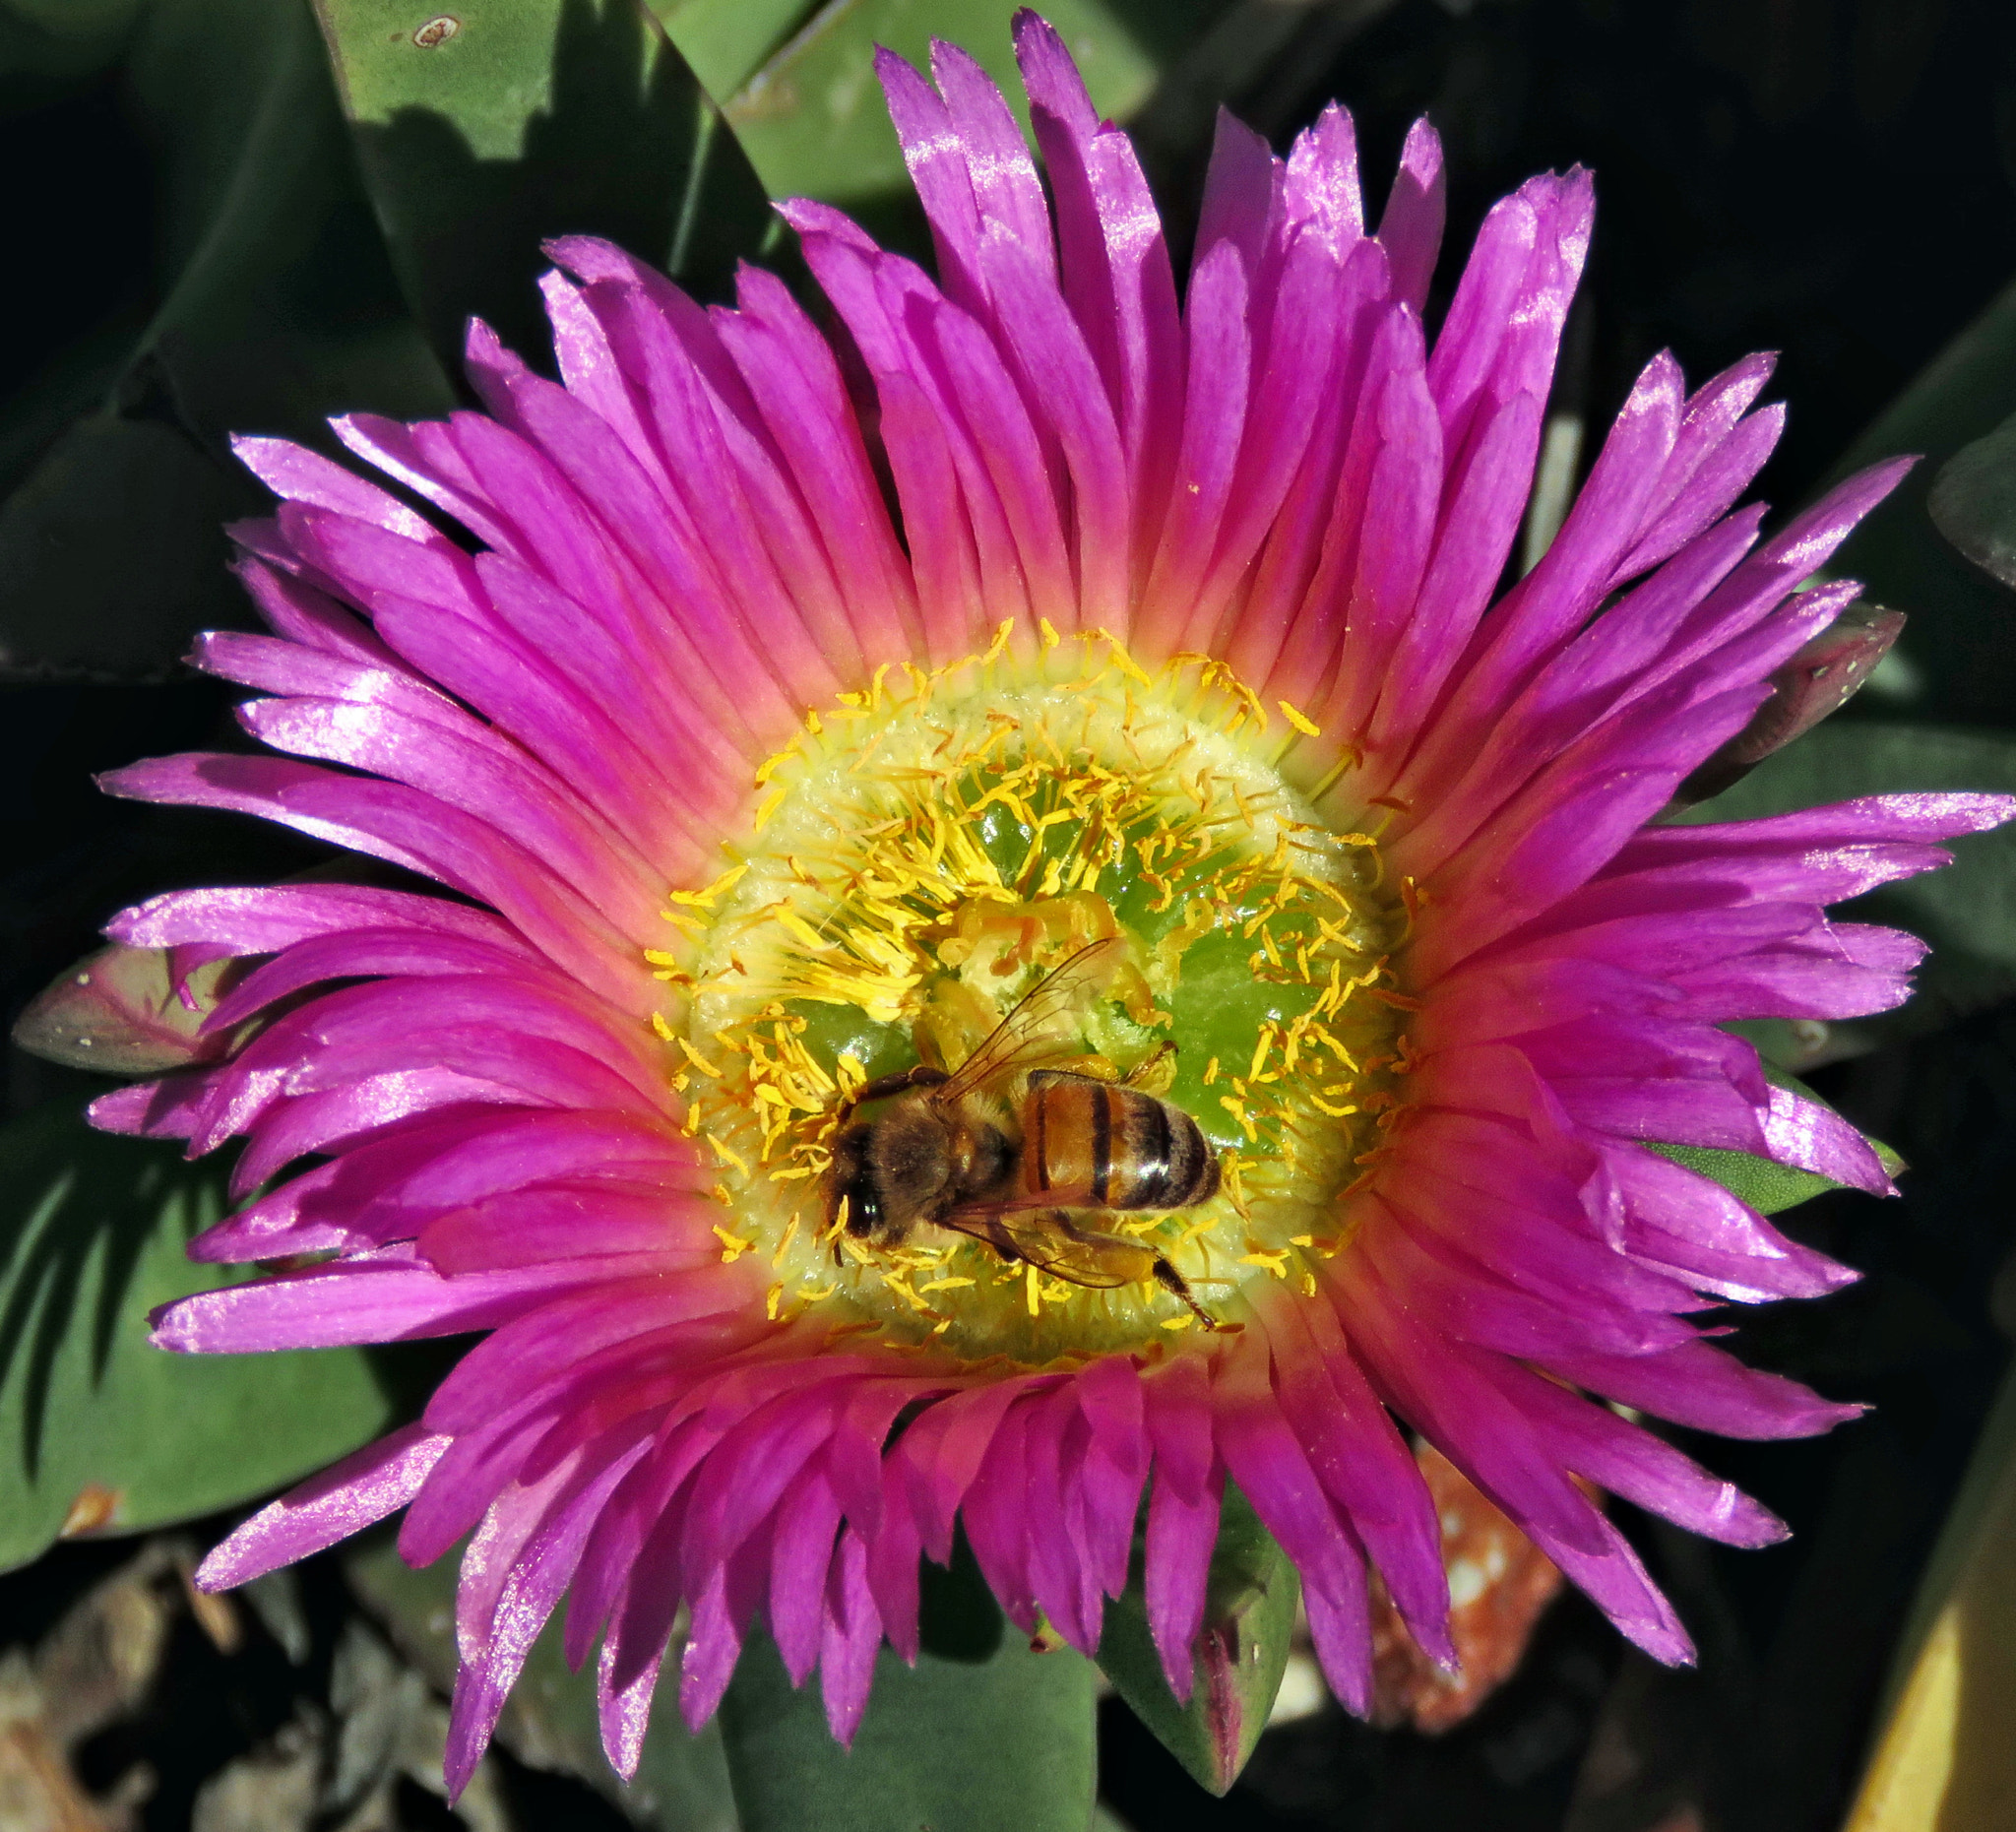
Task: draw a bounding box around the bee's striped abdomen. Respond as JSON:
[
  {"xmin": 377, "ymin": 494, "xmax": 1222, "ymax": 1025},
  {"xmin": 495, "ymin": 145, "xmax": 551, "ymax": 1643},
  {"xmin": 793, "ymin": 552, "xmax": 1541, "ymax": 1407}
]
[{"xmin": 1023, "ymin": 1075, "xmax": 1220, "ymax": 1211}]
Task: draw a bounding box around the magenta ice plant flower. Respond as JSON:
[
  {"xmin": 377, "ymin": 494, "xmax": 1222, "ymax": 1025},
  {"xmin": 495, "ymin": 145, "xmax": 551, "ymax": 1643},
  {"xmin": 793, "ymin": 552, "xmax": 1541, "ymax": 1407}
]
[{"xmin": 94, "ymin": 10, "xmax": 2011, "ymax": 1791}]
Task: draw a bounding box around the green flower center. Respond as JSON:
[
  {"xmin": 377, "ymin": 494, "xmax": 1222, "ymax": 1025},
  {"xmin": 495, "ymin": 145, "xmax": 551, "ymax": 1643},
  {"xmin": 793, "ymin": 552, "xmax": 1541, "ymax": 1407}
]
[{"xmin": 648, "ymin": 628, "xmax": 1412, "ymax": 1364}]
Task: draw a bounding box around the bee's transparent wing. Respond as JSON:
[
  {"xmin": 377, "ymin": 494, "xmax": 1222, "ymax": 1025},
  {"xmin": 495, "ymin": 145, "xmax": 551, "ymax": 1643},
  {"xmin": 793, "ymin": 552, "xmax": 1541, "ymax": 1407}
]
[
  {"xmin": 937, "ymin": 1207, "xmax": 1154, "ymax": 1290},
  {"xmin": 933, "ymin": 936, "xmax": 1126, "ymax": 1104}
]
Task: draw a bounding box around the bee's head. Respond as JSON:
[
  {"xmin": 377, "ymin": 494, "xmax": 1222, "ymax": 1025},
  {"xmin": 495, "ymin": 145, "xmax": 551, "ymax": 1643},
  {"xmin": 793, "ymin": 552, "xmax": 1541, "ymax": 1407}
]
[{"xmin": 828, "ymin": 1121, "xmax": 883, "ymax": 1237}]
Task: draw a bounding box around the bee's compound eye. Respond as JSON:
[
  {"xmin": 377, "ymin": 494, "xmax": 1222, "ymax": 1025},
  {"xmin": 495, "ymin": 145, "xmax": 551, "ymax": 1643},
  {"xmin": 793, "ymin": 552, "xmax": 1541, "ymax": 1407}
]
[{"xmin": 844, "ymin": 1173, "xmax": 881, "ymax": 1235}]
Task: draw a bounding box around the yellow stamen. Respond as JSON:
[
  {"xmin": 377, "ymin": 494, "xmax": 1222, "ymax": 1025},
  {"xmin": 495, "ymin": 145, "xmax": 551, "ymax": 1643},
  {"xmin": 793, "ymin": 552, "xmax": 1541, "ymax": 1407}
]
[
  {"xmin": 647, "ymin": 618, "xmax": 1406, "ymax": 1364},
  {"xmin": 675, "ymin": 1037, "xmax": 724, "ymax": 1079}
]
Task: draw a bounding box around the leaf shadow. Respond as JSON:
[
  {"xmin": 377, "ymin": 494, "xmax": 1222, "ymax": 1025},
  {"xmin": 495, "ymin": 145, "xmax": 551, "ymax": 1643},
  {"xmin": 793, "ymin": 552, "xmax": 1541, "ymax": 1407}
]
[
  {"xmin": 350, "ymin": 0, "xmax": 778, "ymax": 369},
  {"xmin": 0, "ymin": 1106, "xmax": 220, "ymax": 1481}
]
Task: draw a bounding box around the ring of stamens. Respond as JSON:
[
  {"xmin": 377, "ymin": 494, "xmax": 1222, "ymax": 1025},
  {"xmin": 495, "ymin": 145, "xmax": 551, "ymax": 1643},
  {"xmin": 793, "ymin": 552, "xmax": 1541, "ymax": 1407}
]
[{"xmin": 646, "ymin": 626, "xmax": 1415, "ymax": 1365}]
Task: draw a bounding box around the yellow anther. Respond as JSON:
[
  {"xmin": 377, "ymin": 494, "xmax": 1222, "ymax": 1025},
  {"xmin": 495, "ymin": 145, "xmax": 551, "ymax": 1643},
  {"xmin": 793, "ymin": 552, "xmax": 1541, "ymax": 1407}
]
[
  {"xmin": 673, "ymin": 1037, "xmax": 724, "ymax": 1079},
  {"xmin": 703, "ymin": 1133, "xmax": 748, "ymax": 1174},
  {"xmin": 1277, "ymin": 700, "xmax": 1321, "ymax": 736},
  {"xmin": 668, "ymin": 862, "xmax": 751, "ymax": 908}
]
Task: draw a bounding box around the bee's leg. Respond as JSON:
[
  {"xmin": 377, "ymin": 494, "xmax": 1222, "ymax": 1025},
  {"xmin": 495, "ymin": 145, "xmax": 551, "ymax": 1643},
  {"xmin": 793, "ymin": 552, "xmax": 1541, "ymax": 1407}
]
[
  {"xmin": 1122, "ymin": 1042, "xmax": 1178, "ymax": 1094},
  {"xmin": 1151, "ymin": 1255, "xmax": 1220, "ymax": 1331},
  {"xmin": 834, "ymin": 1063, "xmax": 949, "ymax": 1126}
]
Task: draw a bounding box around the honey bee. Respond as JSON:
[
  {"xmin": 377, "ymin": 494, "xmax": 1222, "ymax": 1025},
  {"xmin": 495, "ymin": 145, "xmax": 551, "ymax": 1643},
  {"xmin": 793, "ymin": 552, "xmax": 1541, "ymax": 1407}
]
[{"xmin": 824, "ymin": 938, "xmax": 1223, "ymax": 1327}]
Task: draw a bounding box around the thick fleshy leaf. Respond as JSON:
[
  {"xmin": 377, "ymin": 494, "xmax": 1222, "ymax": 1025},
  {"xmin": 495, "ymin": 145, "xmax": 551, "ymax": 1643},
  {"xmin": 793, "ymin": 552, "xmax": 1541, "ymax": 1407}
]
[
  {"xmin": 1928, "ymin": 404, "xmax": 2016, "ymax": 591},
  {"xmin": 0, "ymin": 0, "xmax": 146, "ymax": 93},
  {"xmin": 0, "ymin": 413, "xmax": 249, "ymax": 680},
  {"xmin": 1646, "ymin": 1143, "xmax": 1842, "ymax": 1218},
  {"xmin": 1840, "ymin": 1359, "xmax": 2016, "ymax": 1829},
  {"xmin": 1672, "ymin": 602, "xmax": 1906, "ymax": 806},
  {"xmin": 1821, "ymin": 277, "xmax": 2016, "ymax": 732},
  {"xmin": 0, "ymin": 0, "xmax": 452, "ymax": 682},
  {"xmin": 313, "ymin": 0, "xmax": 778, "ymax": 363},
  {"xmin": 720, "ymin": 1565, "xmax": 1098, "ymax": 1832},
  {"xmin": 0, "ymin": 1105, "xmax": 397, "ymax": 1574},
  {"xmin": 1650, "ymin": 1064, "xmax": 1903, "ymax": 1216},
  {"xmin": 13, "ymin": 941, "xmax": 237, "ymax": 1076},
  {"xmin": 1096, "ymin": 1482, "xmax": 1299, "ymax": 1797},
  {"xmin": 345, "ymin": 1532, "xmax": 739, "ymax": 1830},
  {"xmin": 649, "ymin": 0, "xmax": 811, "ymax": 102},
  {"xmin": 1681, "ymin": 724, "xmax": 2016, "ymax": 1042},
  {"xmin": 113, "ymin": 0, "xmax": 455, "ymax": 445},
  {"xmin": 717, "ymin": 0, "xmax": 1227, "ymax": 209}
]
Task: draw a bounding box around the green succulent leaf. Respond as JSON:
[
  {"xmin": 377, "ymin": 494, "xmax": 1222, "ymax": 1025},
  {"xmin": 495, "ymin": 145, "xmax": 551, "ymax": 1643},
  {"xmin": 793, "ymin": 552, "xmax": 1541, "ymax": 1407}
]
[
  {"xmin": 0, "ymin": 0, "xmax": 452, "ymax": 682},
  {"xmin": 1822, "ymin": 277, "xmax": 2016, "ymax": 733},
  {"xmin": 649, "ymin": 0, "xmax": 811, "ymax": 103},
  {"xmin": 1648, "ymin": 1064, "xmax": 1904, "ymax": 1216},
  {"xmin": 719, "ymin": 1548, "xmax": 1098, "ymax": 1832},
  {"xmin": 13, "ymin": 941, "xmax": 241, "ymax": 1076},
  {"xmin": 346, "ymin": 1532, "xmax": 740, "ymax": 1830},
  {"xmin": 116, "ymin": 0, "xmax": 455, "ymax": 445},
  {"xmin": 1928, "ymin": 405, "xmax": 2016, "ymax": 595},
  {"xmin": 1095, "ymin": 1482, "xmax": 1297, "ymax": 1797},
  {"xmin": 0, "ymin": 0, "xmax": 145, "ymax": 99},
  {"xmin": 1646, "ymin": 1143, "xmax": 1845, "ymax": 1217},
  {"xmin": 0, "ymin": 412, "xmax": 250, "ymax": 680},
  {"xmin": 712, "ymin": 0, "xmax": 1229, "ymax": 230},
  {"xmin": 0, "ymin": 1104, "xmax": 399, "ymax": 1574},
  {"xmin": 313, "ymin": 0, "xmax": 779, "ymax": 366}
]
